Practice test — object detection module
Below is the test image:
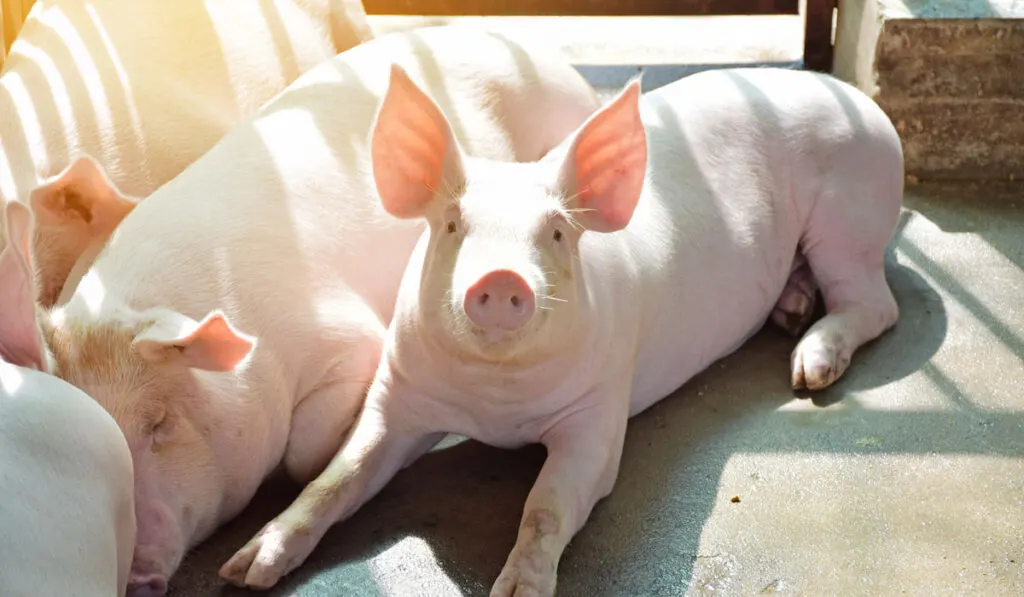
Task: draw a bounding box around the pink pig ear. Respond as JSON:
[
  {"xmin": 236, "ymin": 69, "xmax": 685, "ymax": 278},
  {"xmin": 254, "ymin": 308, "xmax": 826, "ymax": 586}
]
[
  {"xmin": 557, "ymin": 79, "xmax": 647, "ymax": 233},
  {"xmin": 30, "ymin": 154, "xmax": 139, "ymax": 231},
  {"xmin": 29, "ymin": 156, "xmax": 139, "ymax": 308},
  {"xmin": 133, "ymin": 310, "xmax": 256, "ymax": 372},
  {"xmin": 371, "ymin": 63, "xmax": 466, "ymax": 219},
  {"xmin": 0, "ymin": 201, "xmax": 47, "ymax": 371}
]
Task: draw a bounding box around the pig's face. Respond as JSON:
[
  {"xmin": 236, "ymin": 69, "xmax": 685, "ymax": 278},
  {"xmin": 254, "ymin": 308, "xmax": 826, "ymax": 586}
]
[
  {"xmin": 371, "ymin": 66, "xmax": 647, "ymax": 362},
  {"xmin": 414, "ymin": 167, "xmax": 584, "ymax": 359},
  {"xmin": 42, "ymin": 308, "xmax": 254, "ymax": 596}
]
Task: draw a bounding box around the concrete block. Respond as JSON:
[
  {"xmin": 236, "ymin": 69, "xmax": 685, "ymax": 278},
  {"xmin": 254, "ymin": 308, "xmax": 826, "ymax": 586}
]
[{"xmin": 833, "ymin": 0, "xmax": 1024, "ymax": 182}]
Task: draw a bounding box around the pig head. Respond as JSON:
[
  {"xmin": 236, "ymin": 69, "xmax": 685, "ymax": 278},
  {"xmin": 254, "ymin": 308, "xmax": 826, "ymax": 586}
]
[{"xmin": 0, "ymin": 201, "xmax": 259, "ymax": 596}]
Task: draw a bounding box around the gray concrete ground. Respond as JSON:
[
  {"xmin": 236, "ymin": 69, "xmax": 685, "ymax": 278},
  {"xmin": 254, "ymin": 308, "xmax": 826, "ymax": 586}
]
[{"xmin": 169, "ymin": 74, "xmax": 1024, "ymax": 597}]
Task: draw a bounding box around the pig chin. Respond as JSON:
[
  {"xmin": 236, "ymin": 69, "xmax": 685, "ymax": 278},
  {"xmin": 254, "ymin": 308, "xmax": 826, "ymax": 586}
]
[{"xmin": 445, "ymin": 306, "xmax": 545, "ymax": 362}]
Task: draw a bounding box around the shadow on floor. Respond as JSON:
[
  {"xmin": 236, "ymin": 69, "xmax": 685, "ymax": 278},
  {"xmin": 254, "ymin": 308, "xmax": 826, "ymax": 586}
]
[{"xmin": 172, "ymin": 241, "xmax": 957, "ymax": 596}]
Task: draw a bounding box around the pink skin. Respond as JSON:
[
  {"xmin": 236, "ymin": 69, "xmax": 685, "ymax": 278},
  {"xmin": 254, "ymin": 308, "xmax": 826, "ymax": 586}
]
[
  {"xmin": 125, "ymin": 444, "xmax": 184, "ymax": 596},
  {"xmin": 213, "ymin": 66, "xmax": 904, "ymax": 596}
]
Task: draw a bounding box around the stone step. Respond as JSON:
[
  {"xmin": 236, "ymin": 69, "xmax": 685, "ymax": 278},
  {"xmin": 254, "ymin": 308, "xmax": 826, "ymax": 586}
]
[{"xmin": 835, "ymin": 0, "xmax": 1024, "ymax": 182}]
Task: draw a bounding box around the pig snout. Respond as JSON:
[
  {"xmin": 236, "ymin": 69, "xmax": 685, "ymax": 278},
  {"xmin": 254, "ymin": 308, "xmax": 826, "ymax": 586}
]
[{"xmin": 463, "ymin": 269, "xmax": 536, "ymax": 332}]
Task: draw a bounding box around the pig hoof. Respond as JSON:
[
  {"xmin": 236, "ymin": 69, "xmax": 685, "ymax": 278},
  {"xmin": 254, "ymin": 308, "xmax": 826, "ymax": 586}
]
[
  {"xmin": 490, "ymin": 547, "xmax": 556, "ymax": 597},
  {"xmin": 790, "ymin": 335, "xmax": 850, "ymax": 391},
  {"xmin": 219, "ymin": 521, "xmax": 316, "ymax": 590},
  {"xmin": 771, "ymin": 291, "xmax": 816, "ymax": 338}
]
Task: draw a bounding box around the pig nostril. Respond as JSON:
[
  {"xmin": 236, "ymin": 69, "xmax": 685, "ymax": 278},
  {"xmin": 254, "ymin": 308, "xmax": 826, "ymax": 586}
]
[
  {"xmin": 510, "ymin": 295, "xmax": 520, "ymax": 308},
  {"xmin": 479, "ymin": 292, "xmax": 490, "ymax": 305}
]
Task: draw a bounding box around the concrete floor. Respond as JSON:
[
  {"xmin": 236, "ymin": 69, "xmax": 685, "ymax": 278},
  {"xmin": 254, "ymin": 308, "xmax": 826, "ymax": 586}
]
[{"xmin": 168, "ymin": 60, "xmax": 1024, "ymax": 595}]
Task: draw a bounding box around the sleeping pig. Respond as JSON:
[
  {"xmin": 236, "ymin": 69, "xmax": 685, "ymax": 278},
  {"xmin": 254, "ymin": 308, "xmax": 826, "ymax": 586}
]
[
  {"xmin": 259, "ymin": 67, "xmax": 905, "ymax": 596},
  {"xmin": 0, "ymin": 25, "xmax": 600, "ymax": 596}
]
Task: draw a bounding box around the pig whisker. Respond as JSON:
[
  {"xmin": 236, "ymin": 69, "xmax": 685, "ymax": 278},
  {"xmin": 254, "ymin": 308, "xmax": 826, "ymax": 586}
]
[
  {"xmin": 439, "ymin": 174, "xmax": 464, "ymax": 201},
  {"xmin": 561, "ymin": 204, "xmax": 595, "ymax": 232}
]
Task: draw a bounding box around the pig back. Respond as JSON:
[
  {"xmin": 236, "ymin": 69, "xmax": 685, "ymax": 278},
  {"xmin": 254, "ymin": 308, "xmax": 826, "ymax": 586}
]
[
  {"xmin": 0, "ymin": 364, "xmax": 135, "ymax": 597},
  {"xmin": 610, "ymin": 69, "xmax": 892, "ymax": 413},
  {"xmin": 0, "ymin": 0, "xmax": 372, "ymax": 242},
  {"xmin": 71, "ymin": 25, "xmax": 599, "ymax": 374}
]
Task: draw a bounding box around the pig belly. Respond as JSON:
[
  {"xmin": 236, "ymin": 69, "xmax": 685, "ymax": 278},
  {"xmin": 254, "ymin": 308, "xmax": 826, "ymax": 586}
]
[
  {"xmin": 615, "ymin": 106, "xmax": 807, "ymax": 417},
  {"xmin": 626, "ymin": 249, "xmax": 795, "ymax": 418}
]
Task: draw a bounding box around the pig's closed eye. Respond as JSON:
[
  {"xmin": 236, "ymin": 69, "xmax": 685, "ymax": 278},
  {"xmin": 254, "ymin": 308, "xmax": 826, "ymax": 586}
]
[
  {"xmin": 446, "ymin": 221, "xmax": 457, "ymax": 234},
  {"xmin": 147, "ymin": 415, "xmax": 168, "ymax": 443},
  {"xmin": 553, "ymin": 228, "xmax": 563, "ymax": 242}
]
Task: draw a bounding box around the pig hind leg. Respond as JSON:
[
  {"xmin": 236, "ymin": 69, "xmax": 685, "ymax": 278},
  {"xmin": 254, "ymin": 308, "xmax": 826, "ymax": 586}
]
[
  {"xmin": 283, "ymin": 333, "xmax": 384, "ymax": 484},
  {"xmin": 770, "ymin": 255, "xmax": 820, "ymax": 337},
  {"xmin": 791, "ymin": 183, "xmax": 900, "ymax": 390}
]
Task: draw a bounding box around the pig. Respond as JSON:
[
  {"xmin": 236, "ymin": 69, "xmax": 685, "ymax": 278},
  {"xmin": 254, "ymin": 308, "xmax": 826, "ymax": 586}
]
[
  {"xmin": 1, "ymin": 0, "xmax": 373, "ymax": 306},
  {"xmin": 255, "ymin": 67, "xmax": 905, "ymax": 596},
  {"xmin": 0, "ymin": 201, "xmax": 136, "ymax": 597},
  {"xmin": 0, "ymin": 26, "xmax": 601, "ymax": 596}
]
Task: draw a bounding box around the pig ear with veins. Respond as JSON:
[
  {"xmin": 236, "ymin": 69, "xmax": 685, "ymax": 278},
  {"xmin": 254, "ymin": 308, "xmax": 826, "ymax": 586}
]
[
  {"xmin": 0, "ymin": 201, "xmax": 47, "ymax": 371},
  {"xmin": 133, "ymin": 310, "xmax": 256, "ymax": 373},
  {"xmin": 371, "ymin": 63, "xmax": 466, "ymax": 219},
  {"xmin": 557, "ymin": 79, "xmax": 647, "ymax": 233},
  {"xmin": 29, "ymin": 154, "xmax": 140, "ymax": 240}
]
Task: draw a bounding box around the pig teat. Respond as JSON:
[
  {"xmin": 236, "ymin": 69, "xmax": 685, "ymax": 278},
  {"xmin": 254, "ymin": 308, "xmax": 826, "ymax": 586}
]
[{"xmin": 463, "ymin": 269, "xmax": 536, "ymax": 332}]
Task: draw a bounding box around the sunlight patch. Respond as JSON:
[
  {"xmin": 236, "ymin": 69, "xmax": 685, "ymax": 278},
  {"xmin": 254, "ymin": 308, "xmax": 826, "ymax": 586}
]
[
  {"xmin": 0, "ymin": 72, "xmax": 46, "ymax": 186},
  {"xmin": 84, "ymin": 4, "xmax": 146, "ymax": 160},
  {"xmin": 368, "ymin": 536, "xmax": 461, "ymax": 596},
  {"xmin": 10, "ymin": 40, "xmax": 78, "ymax": 152},
  {"xmin": 0, "ymin": 361, "xmax": 25, "ymax": 395},
  {"xmin": 78, "ymin": 269, "xmax": 107, "ymax": 315},
  {"xmin": 36, "ymin": 8, "xmax": 116, "ymax": 159}
]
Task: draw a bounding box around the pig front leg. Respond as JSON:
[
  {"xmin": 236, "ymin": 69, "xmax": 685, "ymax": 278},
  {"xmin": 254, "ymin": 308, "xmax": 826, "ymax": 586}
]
[
  {"xmin": 491, "ymin": 388, "xmax": 629, "ymax": 597},
  {"xmin": 220, "ymin": 380, "xmax": 443, "ymax": 589}
]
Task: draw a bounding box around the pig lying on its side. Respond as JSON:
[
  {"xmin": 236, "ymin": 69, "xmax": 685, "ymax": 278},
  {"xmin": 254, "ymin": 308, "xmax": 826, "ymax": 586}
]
[
  {"xmin": 0, "ymin": 201, "xmax": 136, "ymax": 597},
  {"xmin": 1, "ymin": 0, "xmax": 373, "ymax": 306},
  {"xmin": 269, "ymin": 68, "xmax": 904, "ymax": 596},
  {"xmin": 1, "ymin": 26, "xmax": 600, "ymax": 596}
]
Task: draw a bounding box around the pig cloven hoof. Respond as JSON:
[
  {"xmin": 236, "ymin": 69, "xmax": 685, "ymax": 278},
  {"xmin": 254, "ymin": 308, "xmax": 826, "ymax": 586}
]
[{"xmin": 790, "ymin": 333, "xmax": 850, "ymax": 390}]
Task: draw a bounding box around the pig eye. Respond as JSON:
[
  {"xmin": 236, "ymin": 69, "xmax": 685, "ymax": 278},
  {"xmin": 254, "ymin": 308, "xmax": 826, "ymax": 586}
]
[
  {"xmin": 147, "ymin": 414, "xmax": 168, "ymax": 439},
  {"xmin": 446, "ymin": 221, "xmax": 457, "ymax": 234},
  {"xmin": 553, "ymin": 229, "xmax": 563, "ymax": 242}
]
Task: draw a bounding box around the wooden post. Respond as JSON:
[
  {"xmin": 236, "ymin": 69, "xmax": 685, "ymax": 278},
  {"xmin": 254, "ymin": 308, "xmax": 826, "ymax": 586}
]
[
  {"xmin": 2, "ymin": 0, "xmax": 38, "ymax": 68},
  {"xmin": 803, "ymin": 0, "xmax": 837, "ymax": 72}
]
